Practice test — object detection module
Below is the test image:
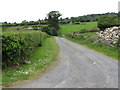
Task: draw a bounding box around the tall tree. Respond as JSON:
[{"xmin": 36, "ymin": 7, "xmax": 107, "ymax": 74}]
[{"xmin": 47, "ymin": 11, "xmax": 61, "ymax": 36}]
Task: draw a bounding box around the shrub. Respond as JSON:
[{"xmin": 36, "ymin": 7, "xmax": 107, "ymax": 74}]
[
  {"xmin": 42, "ymin": 26, "xmax": 52, "ymax": 35},
  {"xmin": 42, "ymin": 26, "xmax": 59, "ymax": 36},
  {"xmin": 2, "ymin": 31, "xmax": 49, "ymax": 68},
  {"xmin": 97, "ymin": 15, "xmax": 118, "ymax": 30}
]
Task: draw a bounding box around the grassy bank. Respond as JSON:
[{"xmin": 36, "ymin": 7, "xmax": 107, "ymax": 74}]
[
  {"xmin": 2, "ymin": 37, "xmax": 59, "ymax": 86},
  {"xmin": 66, "ymin": 32, "xmax": 118, "ymax": 60}
]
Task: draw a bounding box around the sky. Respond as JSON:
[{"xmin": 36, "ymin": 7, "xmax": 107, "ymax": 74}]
[{"xmin": 0, "ymin": 0, "xmax": 120, "ymax": 23}]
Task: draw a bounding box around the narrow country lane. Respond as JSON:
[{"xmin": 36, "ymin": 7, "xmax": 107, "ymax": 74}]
[{"xmin": 9, "ymin": 37, "xmax": 118, "ymax": 88}]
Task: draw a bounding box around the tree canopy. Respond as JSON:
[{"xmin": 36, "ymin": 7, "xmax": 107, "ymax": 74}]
[{"xmin": 47, "ymin": 11, "xmax": 62, "ymax": 36}]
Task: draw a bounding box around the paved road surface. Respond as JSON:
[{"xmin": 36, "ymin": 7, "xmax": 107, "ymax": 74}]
[{"xmin": 10, "ymin": 37, "xmax": 118, "ymax": 88}]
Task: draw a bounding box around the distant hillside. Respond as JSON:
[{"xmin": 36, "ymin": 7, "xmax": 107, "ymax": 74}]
[
  {"xmin": 1, "ymin": 12, "xmax": 118, "ymax": 27},
  {"xmin": 59, "ymin": 12, "xmax": 118, "ymax": 24}
]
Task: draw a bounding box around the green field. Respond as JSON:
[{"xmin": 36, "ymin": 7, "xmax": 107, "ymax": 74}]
[{"xmin": 60, "ymin": 22, "xmax": 97, "ymax": 35}]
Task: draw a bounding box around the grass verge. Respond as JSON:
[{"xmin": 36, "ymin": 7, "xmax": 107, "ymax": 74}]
[
  {"xmin": 2, "ymin": 37, "xmax": 59, "ymax": 86},
  {"xmin": 66, "ymin": 33, "xmax": 118, "ymax": 60}
]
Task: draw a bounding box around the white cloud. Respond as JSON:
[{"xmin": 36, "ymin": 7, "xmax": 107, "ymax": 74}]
[{"xmin": 0, "ymin": 0, "xmax": 119, "ymax": 23}]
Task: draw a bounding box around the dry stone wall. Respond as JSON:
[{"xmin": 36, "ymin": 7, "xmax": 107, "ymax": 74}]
[{"xmin": 95, "ymin": 26, "xmax": 120, "ymax": 46}]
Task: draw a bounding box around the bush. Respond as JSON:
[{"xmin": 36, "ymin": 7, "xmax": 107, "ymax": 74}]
[
  {"xmin": 42, "ymin": 26, "xmax": 59, "ymax": 36},
  {"xmin": 2, "ymin": 31, "xmax": 49, "ymax": 68},
  {"xmin": 97, "ymin": 15, "xmax": 118, "ymax": 30},
  {"xmin": 42, "ymin": 26, "xmax": 52, "ymax": 35}
]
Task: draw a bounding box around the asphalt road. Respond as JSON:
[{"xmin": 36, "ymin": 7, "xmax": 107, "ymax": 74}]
[{"xmin": 10, "ymin": 37, "xmax": 118, "ymax": 88}]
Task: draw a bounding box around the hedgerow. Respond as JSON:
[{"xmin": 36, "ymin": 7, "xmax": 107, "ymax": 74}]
[
  {"xmin": 97, "ymin": 15, "xmax": 118, "ymax": 30},
  {"xmin": 32, "ymin": 25, "xmax": 48, "ymax": 28},
  {"xmin": 32, "ymin": 25, "xmax": 48, "ymax": 30},
  {"xmin": 2, "ymin": 30, "xmax": 49, "ymax": 68}
]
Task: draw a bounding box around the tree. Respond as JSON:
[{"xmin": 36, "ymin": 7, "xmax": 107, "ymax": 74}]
[
  {"xmin": 47, "ymin": 11, "xmax": 62, "ymax": 36},
  {"xmin": 38, "ymin": 19, "xmax": 41, "ymax": 25},
  {"xmin": 70, "ymin": 17, "xmax": 76, "ymax": 24},
  {"xmin": 21, "ymin": 20, "xmax": 28, "ymax": 26},
  {"xmin": 62, "ymin": 18, "xmax": 71, "ymax": 24}
]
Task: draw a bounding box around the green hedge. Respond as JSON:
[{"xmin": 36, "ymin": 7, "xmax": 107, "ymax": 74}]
[
  {"xmin": 32, "ymin": 25, "xmax": 48, "ymax": 30},
  {"xmin": 97, "ymin": 15, "xmax": 118, "ymax": 30},
  {"xmin": 2, "ymin": 31, "xmax": 49, "ymax": 68},
  {"xmin": 32, "ymin": 25, "xmax": 48, "ymax": 28}
]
